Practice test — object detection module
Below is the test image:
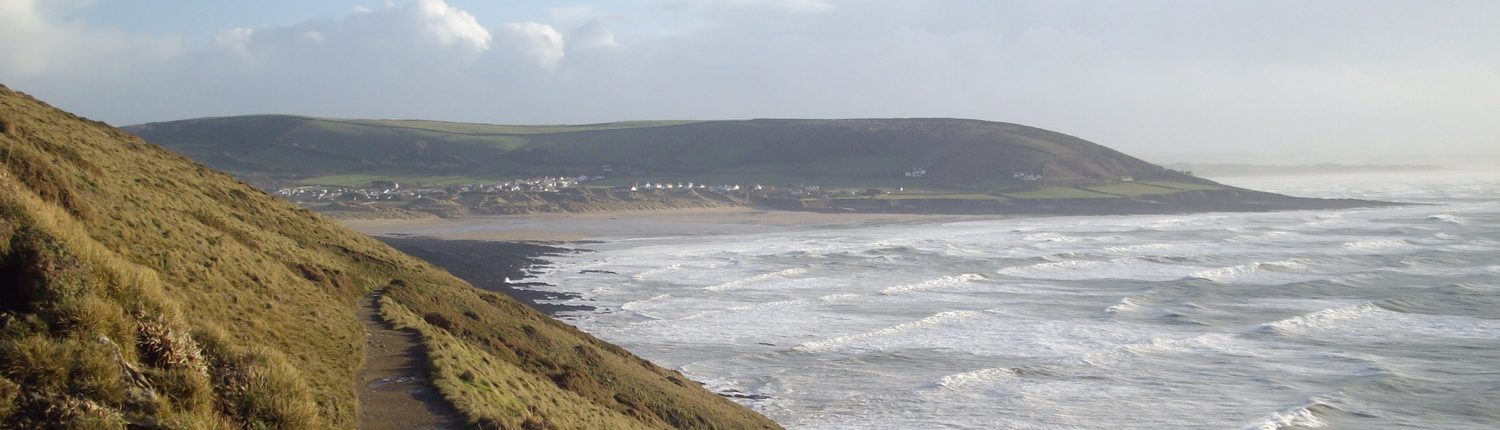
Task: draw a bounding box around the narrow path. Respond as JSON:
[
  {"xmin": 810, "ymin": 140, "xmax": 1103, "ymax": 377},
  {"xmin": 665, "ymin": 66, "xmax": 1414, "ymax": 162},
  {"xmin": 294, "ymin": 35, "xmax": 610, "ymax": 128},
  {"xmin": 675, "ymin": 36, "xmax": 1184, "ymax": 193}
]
[{"xmin": 356, "ymin": 291, "xmax": 463, "ymax": 430}]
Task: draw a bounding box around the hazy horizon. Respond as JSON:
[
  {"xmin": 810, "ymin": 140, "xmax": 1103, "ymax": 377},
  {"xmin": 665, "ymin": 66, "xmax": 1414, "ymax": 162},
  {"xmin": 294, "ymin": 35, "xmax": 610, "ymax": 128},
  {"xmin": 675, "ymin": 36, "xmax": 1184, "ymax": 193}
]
[{"xmin": 3, "ymin": 0, "xmax": 1497, "ymax": 165}]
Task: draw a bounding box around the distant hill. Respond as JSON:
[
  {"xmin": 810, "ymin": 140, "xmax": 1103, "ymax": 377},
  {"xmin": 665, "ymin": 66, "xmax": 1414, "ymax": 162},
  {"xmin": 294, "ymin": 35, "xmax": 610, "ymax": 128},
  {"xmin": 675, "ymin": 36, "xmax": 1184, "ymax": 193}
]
[
  {"xmin": 127, "ymin": 115, "xmax": 1396, "ymax": 216},
  {"xmin": 0, "ymin": 85, "xmax": 777, "ymax": 428},
  {"xmin": 126, "ymin": 115, "xmax": 1208, "ymax": 190}
]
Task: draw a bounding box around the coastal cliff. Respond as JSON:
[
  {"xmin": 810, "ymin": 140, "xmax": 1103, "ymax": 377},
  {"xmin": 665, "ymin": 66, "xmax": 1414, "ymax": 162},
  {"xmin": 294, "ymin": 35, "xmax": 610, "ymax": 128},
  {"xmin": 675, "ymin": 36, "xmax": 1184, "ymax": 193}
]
[{"xmin": 0, "ymin": 84, "xmax": 779, "ymax": 428}]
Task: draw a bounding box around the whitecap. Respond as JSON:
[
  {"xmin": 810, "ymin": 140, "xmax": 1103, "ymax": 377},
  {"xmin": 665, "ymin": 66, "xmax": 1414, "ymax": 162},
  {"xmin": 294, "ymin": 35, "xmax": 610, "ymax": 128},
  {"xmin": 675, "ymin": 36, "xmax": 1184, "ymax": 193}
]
[
  {"xmin": 791, "ymin": 310, "xmax": 986, "ymax": 353},
  {"xmin": 703, "ymin": 267, "xmax": 811, "ymax": 292},
  {"xmin": 881, "ymin": 274, "xmax": 986, "ymax": 295}
]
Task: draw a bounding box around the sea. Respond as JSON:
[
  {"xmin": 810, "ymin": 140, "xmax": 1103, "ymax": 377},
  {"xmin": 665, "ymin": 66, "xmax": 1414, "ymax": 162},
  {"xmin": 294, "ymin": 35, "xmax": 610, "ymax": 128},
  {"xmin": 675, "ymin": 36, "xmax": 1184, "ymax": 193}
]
[{"xmin": 524, "ymin": 171, "xmax": 1500, "ymax": 429}]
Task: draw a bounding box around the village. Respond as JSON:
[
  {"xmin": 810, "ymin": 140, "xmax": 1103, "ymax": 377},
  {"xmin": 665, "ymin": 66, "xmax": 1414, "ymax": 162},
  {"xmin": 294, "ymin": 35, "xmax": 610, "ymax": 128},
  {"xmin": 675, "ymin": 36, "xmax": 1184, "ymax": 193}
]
[
  {"xmin": 269, "ymin": 166, "xmax": 1067, "ymax": 205},
  {"xmin": 272, "ymin": 175, "xmax": 800, "ymax": 203}
]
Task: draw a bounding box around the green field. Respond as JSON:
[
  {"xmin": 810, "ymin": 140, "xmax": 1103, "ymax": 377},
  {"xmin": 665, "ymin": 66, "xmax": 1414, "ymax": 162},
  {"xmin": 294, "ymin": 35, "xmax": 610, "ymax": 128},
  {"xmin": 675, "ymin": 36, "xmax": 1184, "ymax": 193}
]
[
  {"xmin": 1001, "ymin": 186, "xmax": 1118, "ymax": 199},
  {"xmin": 1082, "ymin": 181, "xmax": 1215, "ymax": 196}
]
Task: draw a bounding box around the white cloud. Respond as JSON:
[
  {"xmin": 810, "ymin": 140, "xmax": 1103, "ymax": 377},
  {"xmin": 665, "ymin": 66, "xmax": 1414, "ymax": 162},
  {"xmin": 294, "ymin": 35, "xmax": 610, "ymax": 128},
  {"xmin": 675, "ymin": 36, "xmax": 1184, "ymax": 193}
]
[
  {"xmin": 408, "ymin": 0, "xmax": 489, "ymax": 51},
  {"xmin": 569, "ymin": 21, "xmax": 619, "ymax": 49},
  {"xmin": 0, "ymin": 0, "xmax": 178, "ymax": 78},
  {"xmin": 1, "ymin": 0, "xmax": 1496, "ymax": 165},
  {"xmin": 497, "ymin": 22, "xmax": 566, "ymax": 69},
  {"xmin": 678, "ymin": 0, "xmax": 832, "ymax": 14}
]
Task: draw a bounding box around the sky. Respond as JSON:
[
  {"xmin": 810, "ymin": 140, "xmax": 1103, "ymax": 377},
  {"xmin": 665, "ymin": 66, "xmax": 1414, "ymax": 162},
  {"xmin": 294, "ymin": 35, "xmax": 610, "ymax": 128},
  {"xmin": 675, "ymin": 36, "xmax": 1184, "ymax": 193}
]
[{"xmin": 1, "ymin": 0, "xmax": 1497, "ymax": 164}]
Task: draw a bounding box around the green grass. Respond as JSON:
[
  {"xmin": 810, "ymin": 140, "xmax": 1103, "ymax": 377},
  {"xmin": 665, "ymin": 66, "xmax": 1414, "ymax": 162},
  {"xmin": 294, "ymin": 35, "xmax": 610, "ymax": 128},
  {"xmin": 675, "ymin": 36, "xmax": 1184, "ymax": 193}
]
[
  {"xmin": 1001, "ymin": 186, "xmax": 1118, "ymax": 199},
  {"xmin": 1138, "ymin": 181, "xmax": 1228, "ymax": 191},
  {"xmin": 870, "ymin": 193, "xmax": 1004, "ymax": 201},
  {"xmin": 1080, "ymin": 182, "xmax": 1200, "ymax": 197},
  {"xmin": 1, "ymin": 85, "xmax": 779, "ymax": 429}
]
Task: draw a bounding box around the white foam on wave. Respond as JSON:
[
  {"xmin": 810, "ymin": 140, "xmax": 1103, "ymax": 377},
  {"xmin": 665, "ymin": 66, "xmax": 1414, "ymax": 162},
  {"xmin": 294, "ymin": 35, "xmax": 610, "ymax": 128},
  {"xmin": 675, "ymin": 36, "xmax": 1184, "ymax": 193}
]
[
  {"xmin": 631, "ymin": 263, "xmax": 682, "ymax": 281},
  {"xmin": 1424, "ymin": 213, "xmax": 1468, "ymax": 225},
  {"xmin": 704, "ymin": 267, "xmax": 810, "ymax": 292},
  {"xmin": 1023, "ymin": 232, "xmax": 1082, "ymax": 243},
  {"xmin": 1260, "ymin": 304, "xmax": 1381, "ymax": 334},
  {"xmin": 1104, "ymin": 297, "xmax": 1145, "ymax": 314},
  {"xmin": 1241, "ymin": 395, "xmax": 1344, "ymax": 430},
  {"xmin": 1100, "ymin": 243, "xmax": 1174, "ymax": 254},
  {"xmin": 1190, "ymin": 259, "xmax": 1315, "ymax": 284},
  {"xmin": 619, "ymin": 293, "xmax": 673, "ymax": 313},
  {"xmin": 1261, "ymin": 303, "xmax": 1500, "ymax": 341},
  {"xmin": 997, "ymin": 257, "xmax": 1205, "ymax": 281},
  {"xmin": 937, "ymin": 367, "xmax": 1018, "ymax": 389},
  {"xmin": 881, "ymin": 273, "xmax": 986, "ymax": 295},
  {"xmin": 998, "ymin": 259, "xmax": 1107, "ymax": 277},
  {"xmin": 791, "ymin": 310, "xmax": 986, "ymax": 353},
  {"xmin": 1080, "ymin": 333, "xmax": 1244, "ymax": 369},
  {"xmin": 1243, "ymin": 406, "xmax": 1329, "ymax": 430}
]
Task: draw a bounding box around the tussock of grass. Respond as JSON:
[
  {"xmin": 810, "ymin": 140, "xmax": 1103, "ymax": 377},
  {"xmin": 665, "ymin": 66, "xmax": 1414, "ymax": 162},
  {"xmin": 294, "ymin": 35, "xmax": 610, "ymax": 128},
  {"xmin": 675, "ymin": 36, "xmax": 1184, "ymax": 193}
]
[{"xmin": 1, "ymin": 83, "xmax": 779, "ymax": 429}]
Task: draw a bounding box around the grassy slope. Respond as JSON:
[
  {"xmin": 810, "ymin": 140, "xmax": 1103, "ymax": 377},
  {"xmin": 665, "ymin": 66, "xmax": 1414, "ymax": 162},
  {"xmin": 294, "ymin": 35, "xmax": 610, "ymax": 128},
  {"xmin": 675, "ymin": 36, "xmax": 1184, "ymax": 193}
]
[
  {"xmin": 0, "ymin": 86, "xmax": 777, "ymax": 429},
  {"xmin": 126, "ymin": 116, "xmax": 1217, "ymax": 193}
]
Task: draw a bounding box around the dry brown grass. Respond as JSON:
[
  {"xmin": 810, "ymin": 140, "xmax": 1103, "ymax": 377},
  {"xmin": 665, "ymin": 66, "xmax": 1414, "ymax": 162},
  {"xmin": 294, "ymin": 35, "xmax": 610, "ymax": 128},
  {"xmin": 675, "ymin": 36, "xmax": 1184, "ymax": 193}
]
[{"xmin": 0, "ymin": 82, "xmax": 779, "ymax": 429}]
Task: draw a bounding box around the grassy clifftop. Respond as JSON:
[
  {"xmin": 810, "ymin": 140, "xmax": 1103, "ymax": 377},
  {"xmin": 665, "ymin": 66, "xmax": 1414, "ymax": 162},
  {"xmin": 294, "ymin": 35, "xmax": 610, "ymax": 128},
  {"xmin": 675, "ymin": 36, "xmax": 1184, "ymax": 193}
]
[
  {"xmin": 0, "ymin": 85, "xmax": 778, "ymax": 429},
  {"xmin": 127, "ymin": 115, "xmax": 1208, "ymax": 190}
]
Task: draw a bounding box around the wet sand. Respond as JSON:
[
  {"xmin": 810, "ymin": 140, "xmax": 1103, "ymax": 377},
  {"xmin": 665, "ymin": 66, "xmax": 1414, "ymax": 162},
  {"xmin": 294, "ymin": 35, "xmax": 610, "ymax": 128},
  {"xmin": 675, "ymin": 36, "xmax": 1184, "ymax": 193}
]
[{"xmin": 346, "ymin": 206, "xmax": 981, "ymax": 242}]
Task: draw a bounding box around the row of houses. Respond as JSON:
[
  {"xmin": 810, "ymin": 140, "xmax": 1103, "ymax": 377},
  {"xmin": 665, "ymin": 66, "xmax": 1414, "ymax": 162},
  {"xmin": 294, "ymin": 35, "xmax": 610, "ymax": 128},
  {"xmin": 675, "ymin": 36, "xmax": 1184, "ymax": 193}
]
[
  {"xmin": 624, "ymin": 182, "xmax": 765, "ymax": 193},
  {"xmin": 273, "ymin": 176, "xmax": 585, "ymax": 202},
  {"xmin": 907, "ymin": 167, "xmax": 1046, "ymax": 182}
]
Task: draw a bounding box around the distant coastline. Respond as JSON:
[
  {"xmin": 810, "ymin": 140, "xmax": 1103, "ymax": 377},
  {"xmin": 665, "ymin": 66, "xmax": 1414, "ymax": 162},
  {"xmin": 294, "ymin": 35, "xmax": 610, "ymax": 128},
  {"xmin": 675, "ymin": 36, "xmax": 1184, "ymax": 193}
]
[{"xmin": 1165, "ymin": 162, "xmax": 1447, "ymax": 178}]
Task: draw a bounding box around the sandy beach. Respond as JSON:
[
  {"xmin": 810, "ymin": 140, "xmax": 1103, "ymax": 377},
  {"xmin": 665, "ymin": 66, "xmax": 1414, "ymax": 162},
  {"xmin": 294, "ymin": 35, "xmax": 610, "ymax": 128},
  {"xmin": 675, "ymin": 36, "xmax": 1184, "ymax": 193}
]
[{"xmin": 343, "ymin": 206, "xmax": 986, "ymax": 241}]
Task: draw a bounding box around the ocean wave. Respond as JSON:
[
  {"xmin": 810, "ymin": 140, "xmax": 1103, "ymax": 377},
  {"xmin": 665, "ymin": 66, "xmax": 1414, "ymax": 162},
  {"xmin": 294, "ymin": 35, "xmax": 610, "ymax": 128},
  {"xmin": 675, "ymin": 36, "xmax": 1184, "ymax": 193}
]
[
  {"xmin": 1189, "ymin": 259, "xmax": 1314, "ymax": 284},
  {"xmin": 703, "ymin": 267, "xmax": 810, "ymax": 292},
  {"xmin": 1226, "ymin": 230, "xmax": 1299, "ymax": 243},
  {"xmin": 1339, "ymin": 239, "xmax": 1414, "ymax": 253},
  {"xmin": 630, "ymin": 263, "xmax": 682, "ymax": 281},
  {"xmin": 1023, "ymin": 232, "xmax": 1083, "ymax": 243},
  {"xmin": 1260, "ymin": 301, "xmax": 1500, "ymax": 340},
  {"xmin": 881, "ymin": 273, "xmax": 986, "ymax": 294},
  {"xmin": 1424, "ymin": 213, "xmax": 1468, "ymax": 225},
  {"xmin": 1242, "ymin": 400, "xmax": 1343, "ymax": 430},
  {"xmin": 791, "ymin": 310, "xmax": 986, "ymax": 353},
  {"xmin": 674, "ymin": 300, "xmax": 800, "ymax": 322},
  {"xmin": 1101, "ymin": 243, "xmax": 1174, "ymax": 254},
  {"xmin": 997, "ymin": 256, "xmax": 1208, "ymax": 281},
  {"xmin": 1258, "ymin": 304, "xmax": 1382, "ymax": 335},
  {"xmin": 937, "ymin": 367, "xmax": 1018, "ymax": 389},
  {"xmin": 1374, "ymin": 283, "xmax": 1500, "ymax": 319},
  {"xmin": 1104, "ymin": 297, "xmax": 1146, "ymax": 314},
  {"xmin": 997, "ymin": 259, "xmax": 1109, "ymax": 277},
  {"xmin": 619, "ymin": 293, "xmax": 673, "ymax": 313},
  {"xmin": 1081, "ymin": 333, "xmax": 1239, "ymax": 368}
]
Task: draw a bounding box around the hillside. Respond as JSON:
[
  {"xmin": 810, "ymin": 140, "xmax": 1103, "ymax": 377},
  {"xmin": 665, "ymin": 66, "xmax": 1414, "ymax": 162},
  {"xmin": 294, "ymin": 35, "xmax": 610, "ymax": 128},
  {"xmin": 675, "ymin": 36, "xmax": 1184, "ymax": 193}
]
[
  {"xmin": 0, "ymin": 85, "xmax": 779, "ymax": 429},
  {"xmin": 126, "ymin": 115, "xmax": 1208, "ymax": 190},
  {"xmin": 126, "ymin": 115, "xmax": 1394, "ymax": 216}
]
